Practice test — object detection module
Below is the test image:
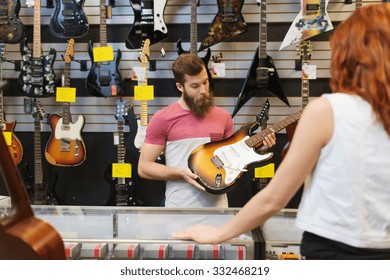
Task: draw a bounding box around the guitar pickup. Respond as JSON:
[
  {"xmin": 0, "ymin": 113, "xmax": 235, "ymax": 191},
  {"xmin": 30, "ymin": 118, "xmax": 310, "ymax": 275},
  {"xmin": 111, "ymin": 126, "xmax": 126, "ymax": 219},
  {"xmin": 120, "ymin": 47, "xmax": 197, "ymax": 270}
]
[
  {"xmin": 31, "ymin": 76, "xmax": 43, "ymax": 85},
  {"xmin": 62, "ymin": 10, "xmax": 75, "ymax": 16},
  {"xmin": 99, "ymin": 76, "xmax": 111, "ymax": 86}
]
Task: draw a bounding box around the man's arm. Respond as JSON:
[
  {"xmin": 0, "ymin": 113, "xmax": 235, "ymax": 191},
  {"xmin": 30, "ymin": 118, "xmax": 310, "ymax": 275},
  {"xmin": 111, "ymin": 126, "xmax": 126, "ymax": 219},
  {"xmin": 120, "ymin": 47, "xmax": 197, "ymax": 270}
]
[{"xmin": 138, "ymin": 143, "xmax": 205, "ymax": 191}]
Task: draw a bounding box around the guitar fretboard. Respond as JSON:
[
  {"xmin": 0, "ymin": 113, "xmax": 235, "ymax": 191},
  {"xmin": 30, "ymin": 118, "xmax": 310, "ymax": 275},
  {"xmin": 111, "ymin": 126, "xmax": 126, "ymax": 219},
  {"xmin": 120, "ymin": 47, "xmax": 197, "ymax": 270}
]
[
  {"xmin": 33, "ymin": 0, "xmax": 42, "ymax": 58},
  {"xmin": 62, "ymin": 60, "xmax": 72, "ymax": 125},
  {"xmin": 245, "ymin": 110, "xmax": 303, "ymax": 148},
  {"xmin": 34, "ymin": 116, "xmax": 43, "ymax": 186},
  {"xmin": 117, "ymin": 121, "xmax": 125, "ymax": 163},
  {"xmin": 258, "ymin": 0, "xmax": 267, "ymax": 60},
  {"xmin": 99, "ymin": 0, "xmax": 107, "ymax": 47},
  {"xmin": 190, "ymin": 0, "xmax": 198, "ymax": 54}
]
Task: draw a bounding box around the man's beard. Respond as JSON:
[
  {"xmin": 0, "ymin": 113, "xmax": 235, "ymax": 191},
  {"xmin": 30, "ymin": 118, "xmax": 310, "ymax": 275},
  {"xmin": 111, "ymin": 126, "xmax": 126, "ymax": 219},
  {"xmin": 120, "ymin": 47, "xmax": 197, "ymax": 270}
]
[{"xmin": 183, "ymin": 88, "xmax": 214, "ymax": 118}]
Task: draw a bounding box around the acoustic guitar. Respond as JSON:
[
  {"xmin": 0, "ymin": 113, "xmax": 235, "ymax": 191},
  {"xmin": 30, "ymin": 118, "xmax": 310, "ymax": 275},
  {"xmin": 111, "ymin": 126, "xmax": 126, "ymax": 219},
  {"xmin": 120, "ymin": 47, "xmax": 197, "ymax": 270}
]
[{"xmin": 0, "ymin": 96, "xmax": 66, "ymax": 259}]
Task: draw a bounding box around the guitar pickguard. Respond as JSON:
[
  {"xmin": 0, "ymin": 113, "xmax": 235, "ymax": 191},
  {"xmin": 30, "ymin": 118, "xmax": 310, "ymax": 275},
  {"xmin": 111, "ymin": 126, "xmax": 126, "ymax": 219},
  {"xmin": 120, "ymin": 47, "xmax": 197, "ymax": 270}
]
[
  {"xmin": 18, "ymin": 39, "xmax": 57, "ymax": 97},
  {"xmin": 49, "ymin": 0, "xmax": 89, "ymax": 39},
  {"xmin": 54, "ymin": 115, "xmax": 84, "ymax": 142}
]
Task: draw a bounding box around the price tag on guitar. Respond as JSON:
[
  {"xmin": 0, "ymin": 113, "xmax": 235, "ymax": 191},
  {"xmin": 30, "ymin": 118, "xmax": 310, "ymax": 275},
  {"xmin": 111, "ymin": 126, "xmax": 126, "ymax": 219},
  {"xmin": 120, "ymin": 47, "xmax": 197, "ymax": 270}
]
[
  {"xmin": 254, "ymin": 163, "xmax": 275, "ymax": 179},
  {"xmin": 93, "ymin": 46, "xmax": 114, "ymax": 62},
  {"xmin": 56, "ymin": 87, "xmax": 76, "ymax": 102},
  {"xmin": 134, "ymin": 85, "xmax": 154, "ymax": 101},
  {"xmin": 2, "ymin": 132, "xmax": 12, "ymax": 146},
  {"xmin": 112, "ymin": 163, "xmax": 132, "ymax": 178}
]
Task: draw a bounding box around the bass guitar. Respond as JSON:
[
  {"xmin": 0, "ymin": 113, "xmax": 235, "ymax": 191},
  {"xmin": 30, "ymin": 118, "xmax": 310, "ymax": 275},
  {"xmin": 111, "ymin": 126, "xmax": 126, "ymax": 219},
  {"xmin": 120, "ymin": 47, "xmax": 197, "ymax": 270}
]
[
  {"xmin": 188, "ymin": 109, "xmax": 302, "ymax": 194},
  {"xmin": 231, "ymin": 0, "xmax": 289, "ymax": 117},
  {"xmin": 280, "ymin": 0, "xmax": 333, "ymax": 50},
  {"xmin": 49, "ymin": 0, "xmax": 89, "ymax": 39},
  {"xmin": 126, "ymin": 0, "xmax": 168, "ymax": 49},
  {"xmin": 18, "ymin": 0, "xmax": 57, "ymax": 97},
  {"xmin": 86, "ymin": 0, "xmax": 123, "ymax": 97},
  {"xmin": 176, "ymin": 0, "xmax": 212, "ymax": 86},
  {"xmin": 198, "ymin": 0, "xmax": 248, "ymax": 52},
  {"xmin": 0, "ymin": 44, "xmax": 23, "ymax": 165},
  {"xmin": 46, "ymin": 39, "xmax": 86, "ymax": 167},
  {"xmin": 0, "ymin": 0, "xmax": 24, "ymax": 44},
  {"xmin": 0, "ymin": 100, "xmax": 66, "ymax": 259}
]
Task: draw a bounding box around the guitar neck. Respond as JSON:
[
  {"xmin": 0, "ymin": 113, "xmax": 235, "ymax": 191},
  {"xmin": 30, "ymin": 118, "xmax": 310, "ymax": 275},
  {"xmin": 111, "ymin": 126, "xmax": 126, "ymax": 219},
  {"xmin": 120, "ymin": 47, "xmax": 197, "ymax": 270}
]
[
  {"xmin": 190, "ymin": 0, "xmax": 197, "ymax": 53},
  {"xmin": 100, "ymin": 0, "xmax": 107, "ymax": 47},
  {"xmin": 33, "ymin": 0, "xmax": 42, "ymax": 58},
  {"xmin": 302, "ymin": 75, "xmax": 309, "ymax": 109},
  {"xmin": 245, "ymin": 110, "xmax": 303, "ymax": 148},
  {"xmin": 117, "ymin": 121, "xmax": 125, "ymax": 163},
  {"xmin": 62, "ymin": 61, "xmax": 71, "ymax": 125},
  {"xmin": 34, "ymin": 119, "xmax": 43, "ymax": 185},
  {"xmin": 258, "ymin": 0, "xmax": 267, "ymax": 59}
]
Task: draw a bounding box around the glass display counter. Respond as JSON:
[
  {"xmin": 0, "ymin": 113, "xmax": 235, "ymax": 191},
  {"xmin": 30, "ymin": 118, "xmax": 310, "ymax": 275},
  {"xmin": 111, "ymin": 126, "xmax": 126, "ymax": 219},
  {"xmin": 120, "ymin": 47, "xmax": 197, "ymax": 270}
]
[{"xmin": 0, "ymin": 205, "xmax": 264, "ymax": 260}]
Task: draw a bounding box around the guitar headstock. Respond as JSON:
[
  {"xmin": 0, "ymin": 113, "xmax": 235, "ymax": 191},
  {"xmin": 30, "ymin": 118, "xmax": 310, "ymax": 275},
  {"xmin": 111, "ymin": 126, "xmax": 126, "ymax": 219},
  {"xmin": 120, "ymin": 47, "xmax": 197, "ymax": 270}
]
[
  {"xmin": 299, "ymin": 40, "xmax": 312, "ymax": 64},
  {"xmin": 64, "ymin": 39, "xmax": 75, "ymax": 63},
  {"xmin": 115, "ymin": 98, "xmax": 128, "ymax": 123},
  {"xmin": 139, "ymin": 39, "xmax": 150, "ymax": 65},
  {"xmin": 32, "ymin": 98, "xmax": 46, "ymax": 121},
  {"xmin": 257, "ymin": 99, "xmax": 270, "ymax": 125}
]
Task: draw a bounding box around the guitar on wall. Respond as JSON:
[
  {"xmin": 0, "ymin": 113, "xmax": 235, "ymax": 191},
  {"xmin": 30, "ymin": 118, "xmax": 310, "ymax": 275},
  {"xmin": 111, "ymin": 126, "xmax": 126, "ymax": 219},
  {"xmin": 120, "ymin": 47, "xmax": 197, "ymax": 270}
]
[
  {"xmin": 126, "ymin": 0, "xmax": 169, "ymax": 49},
  {"xmin": 0, "ymin": 0, "xmax": 24, "ymax": 44},
  {"xmin": 198, "ymin": 0, "xmax": 248, "ymax": 52},
  {"xmin": 231, "ymin": 0, "xmax": 289, "ymax": 118},
  {"xmin": 0, "ymin": 108, "xmax": 66, "ymax": 259},
  {"xmin": 86, "ymin": 0, "xmax": 123, "ymax": 97},
  {"xmin": 45, "ymin": 39, "xmax": 86, "ymax": 167},
  {"xmin": 279, "ymin": 0, "xmax": 333, "ymax": 50},
  {"xmin": 29, "ymin": 99, "xmax": 58, "ymax": 205},
  {"xmin": 176, "ymin": 0, "xmax": 213, "ymax": 86},
  {"xmin": 188, "ymin": 109, "xmax": 303, "ymax": 194},
  {"xmin": 0, "ymin": 44, "xmax": 23, "ymax": 165},
  {"xmin": 18, "ymin": 0, "xmax": 57, "ymax": 97},
  {"xmin": 49, "ymin": 0, "xmax": 89, "ymax": 38},
  {"xmin": 105, "ymin": 98, "xmax": 144, "ymax": 206},
  {"xmin": 281, "ymin": 40, "xmax": 311, "ymax": 208}
]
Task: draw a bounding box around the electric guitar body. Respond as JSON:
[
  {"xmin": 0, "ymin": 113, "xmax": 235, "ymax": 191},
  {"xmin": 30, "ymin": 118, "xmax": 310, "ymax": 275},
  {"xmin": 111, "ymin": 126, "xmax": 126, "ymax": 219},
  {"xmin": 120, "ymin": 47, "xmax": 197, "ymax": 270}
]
[
  {"xmin": 126, "ymin": 0, "xmax": 169, "ymax": 49},
  {"xmin": 49, "ymin": 0, "xmax": 89, "ymax": 38},
  {"xmin": 0, "ymin": 0, "xmax": 24, "ymax": 44}
]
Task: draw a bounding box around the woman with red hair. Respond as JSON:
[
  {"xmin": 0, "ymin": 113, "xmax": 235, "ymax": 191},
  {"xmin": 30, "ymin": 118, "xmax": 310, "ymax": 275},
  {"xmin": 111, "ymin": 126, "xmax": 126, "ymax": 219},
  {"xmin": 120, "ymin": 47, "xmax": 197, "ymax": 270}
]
[{"xmin": 174, "ymin": 3, "xmax": 390, "ymax": 260}]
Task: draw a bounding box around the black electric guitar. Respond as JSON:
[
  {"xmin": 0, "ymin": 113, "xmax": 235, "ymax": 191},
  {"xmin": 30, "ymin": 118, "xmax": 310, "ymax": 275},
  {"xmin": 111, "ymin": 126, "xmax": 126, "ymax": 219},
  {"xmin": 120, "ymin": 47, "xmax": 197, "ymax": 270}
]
[
  {"xmin": 0, "ymin": 0, "xmax": 24, "ymax": 44},
  {"xmin": 30, "ymin": 99, "xmax": 58, "ymax": 205},
  {"xmin": 176, "ymin": 0, "xmax": 212, "ymax": 86},
  {"xmin": 126, "ymin": 0, "xmax": 168, "ymax": 49},
  {"xmin": 280, "ymin": 0, "xmax": 332, "ymax": 50},
  {"xmin": 198, "ymin": 0, "xmax": 248, "ymax": 52},
  {"xmin": 188, "ymin": 109, "xmax": 303, "ymax": 194},
  {"xmin": 18, "ymin": 0, "xmax": 57, "ymax": 97},
  {"xmin": 86, "ymin": 0, "xmax": 123, "ymax": 97},
  {"xmin": 49, "ymin": 0, "xmax": 89, "ymax": 38},
  {"xmin": 105, "ymin": 98, "xmax": 143, "ymax": 206},
  {"xmin": 231, "ymin": 0, "xmax": 289, "ymax": 117},
  {"xmin": 45, "ymin": 39, "xmax": 86, "ymax": 167},
  {"xmin": 0, "ymin": 45, "xmax": 23, "ymax": 165}
]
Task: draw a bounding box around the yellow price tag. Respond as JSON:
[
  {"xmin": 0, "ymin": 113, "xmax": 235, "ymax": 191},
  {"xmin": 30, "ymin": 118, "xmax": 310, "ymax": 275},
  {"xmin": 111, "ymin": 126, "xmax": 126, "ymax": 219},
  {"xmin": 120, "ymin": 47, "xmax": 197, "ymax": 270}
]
[
  {"xmin": 254, "ymin": 163, "xmax": 275, "ymax": 178},
  {"xmin": 56, "ymin": 87, "xmax": 76, "ymax": 102},
  {"xmin": 134, "ymin": 85, "xmax": 154, "ymax": 101},
  {"xmin": 112, "ymin": 163, "xmax": 132, "ymax": 178},
  {"xmin": 2, "ymin": 132, "xmax": 12, "ymax": 146},
  {"xmin": 93, "ymin": 46, "xmax": 114, "ymax": 62}
]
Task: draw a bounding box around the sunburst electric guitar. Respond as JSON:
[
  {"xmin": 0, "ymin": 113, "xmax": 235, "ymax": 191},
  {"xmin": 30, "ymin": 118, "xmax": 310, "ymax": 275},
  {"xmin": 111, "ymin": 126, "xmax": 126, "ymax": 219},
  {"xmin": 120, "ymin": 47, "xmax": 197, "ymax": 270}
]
[
  {"xmin": 0, "ymin": 44, "xmax": 23, "ymax": 165},
  {"xmin": 45, "ymin": 39, "xmax": 86, "ymax": 167},
  {"xmin": 188, "ymin": 110, "xmax": 303, "ymax": 194}
]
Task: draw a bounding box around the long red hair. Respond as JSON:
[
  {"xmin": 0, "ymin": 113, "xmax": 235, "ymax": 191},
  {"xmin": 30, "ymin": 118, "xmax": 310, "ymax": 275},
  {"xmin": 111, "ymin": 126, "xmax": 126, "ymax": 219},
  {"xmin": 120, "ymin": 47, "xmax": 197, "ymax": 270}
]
[{"xmin": 329, "ymin": 3, "xmax": 390, "ymax": 136}]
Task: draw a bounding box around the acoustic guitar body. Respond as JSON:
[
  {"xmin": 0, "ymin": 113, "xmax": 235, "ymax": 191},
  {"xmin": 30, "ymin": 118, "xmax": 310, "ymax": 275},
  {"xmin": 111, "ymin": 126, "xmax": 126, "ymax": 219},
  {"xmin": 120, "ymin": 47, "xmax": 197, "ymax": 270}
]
[{"xmin": 0, "ymin": 216, "xmax": 66, "ymax": 260}]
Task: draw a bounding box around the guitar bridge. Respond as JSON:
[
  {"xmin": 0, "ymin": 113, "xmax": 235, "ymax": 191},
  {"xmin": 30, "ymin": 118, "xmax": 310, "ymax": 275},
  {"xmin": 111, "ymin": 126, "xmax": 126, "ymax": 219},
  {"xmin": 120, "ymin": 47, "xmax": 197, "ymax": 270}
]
[
  {"xmin": 60, "ymin": 138, "xmax": 71, "ymax": 152},
  {"xmin": 256, "ymin": 67, "xmax": 273, "ymax": 86}
]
